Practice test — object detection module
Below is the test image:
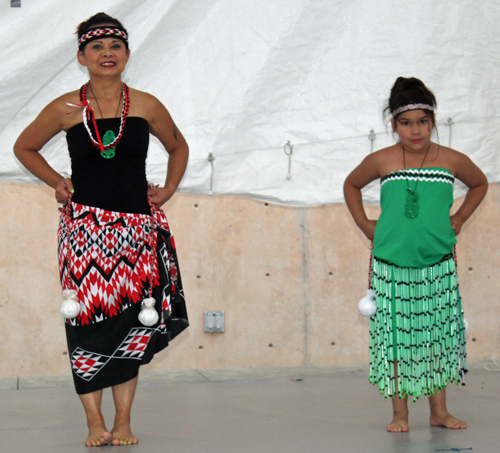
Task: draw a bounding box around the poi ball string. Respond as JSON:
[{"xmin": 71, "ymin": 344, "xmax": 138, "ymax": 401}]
[{"xmin": 358, "ymin": 242, "xmax": 376, "ymax": 318}]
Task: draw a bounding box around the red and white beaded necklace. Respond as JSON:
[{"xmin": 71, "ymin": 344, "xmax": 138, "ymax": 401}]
[{"xmin": 79, "ymin": 82, "xmax": 130, "ymax": 159}]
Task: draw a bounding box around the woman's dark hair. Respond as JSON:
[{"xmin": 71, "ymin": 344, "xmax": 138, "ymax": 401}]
[
  {"xmin": 76, "ymin": 12, "xmax": 128, "ymax": 50},
  {"xmin": 384, "ymin": 77, "xmax": 437, "ymax": 125}
]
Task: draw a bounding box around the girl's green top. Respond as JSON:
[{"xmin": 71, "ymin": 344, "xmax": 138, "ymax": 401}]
[{"xmin": 372, "ymin": 167, "xmax": 456, "ymax": 268}]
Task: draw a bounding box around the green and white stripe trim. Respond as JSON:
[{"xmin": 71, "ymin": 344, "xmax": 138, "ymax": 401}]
[{"xmin": 381, "ymin": 168, "xmax": 455, "ymax": 187}]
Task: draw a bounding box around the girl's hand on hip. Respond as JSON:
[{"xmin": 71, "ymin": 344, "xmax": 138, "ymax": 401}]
[
  {"xmin": 361, "ymin": 219, "xmax": 377, "ymax": 241},
  {"xmin": 55, "ymin": 178, "xmax": 73, "ymax": 203},
  {"xmin": 450, "ymin": 214, "xmax": 463, "ymax": 236}
]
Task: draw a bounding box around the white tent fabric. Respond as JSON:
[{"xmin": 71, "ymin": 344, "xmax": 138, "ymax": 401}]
[{"xmin": 1, "ymin": 0, "xmax": 499, "ymax": 205}]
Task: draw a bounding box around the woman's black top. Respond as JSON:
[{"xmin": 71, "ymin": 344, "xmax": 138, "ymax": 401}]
[{"xmin": 66, "ymin": 117, "xmax": 151, "ymax": 215}]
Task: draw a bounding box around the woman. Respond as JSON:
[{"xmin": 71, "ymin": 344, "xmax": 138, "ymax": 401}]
[{"xmin": 14, "ymin": 12, "xmax": 189, "ymax": 446}]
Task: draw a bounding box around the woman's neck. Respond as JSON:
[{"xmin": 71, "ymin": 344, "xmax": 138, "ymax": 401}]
[{"xmin": 87, "ymin": 77, "xmax": 123, "ymax": 101}]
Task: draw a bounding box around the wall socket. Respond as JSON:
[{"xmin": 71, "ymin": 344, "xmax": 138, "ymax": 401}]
[{"xmin": 204, "ymin": 311, "xmax": 225, "ymax": 333}]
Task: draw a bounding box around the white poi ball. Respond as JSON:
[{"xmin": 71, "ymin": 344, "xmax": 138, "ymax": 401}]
[
  {"xmin": 60, "ymin": 290, "xmax": 80, "ymax": 319},
  {"xmin": 358, "ymin": 289, "xmax": 377, "ymax": 317},
  {"xmin": 138, "ymin": 297, "xmax": 159, "ymax": 326}
]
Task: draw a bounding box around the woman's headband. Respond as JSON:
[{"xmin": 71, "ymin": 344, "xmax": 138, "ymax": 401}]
[
  {"xmin": 78, "ymin": 27, "xmax": 129, "ymax": 50},
  {"xmin": 392, "ymin": 103, "xmax": 434, "ymax": 118}
]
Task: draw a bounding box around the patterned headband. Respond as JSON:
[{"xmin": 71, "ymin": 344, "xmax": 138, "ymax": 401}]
[
  {"xmin": 78, "ymin": 27, "xmax": 129, "ymax": 49},
  {"xmin": 392, "ymin": 103, "xmax": 435, "ymax": 118}
]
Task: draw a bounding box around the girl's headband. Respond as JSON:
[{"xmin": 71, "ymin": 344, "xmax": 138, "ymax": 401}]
[
  {"xmin": 78, "ymin": 27, "xmax": 129, "ymax": 50},
  {"xmin": 392, "ymin": 103, "xmax": 434, "ymax": 118}
]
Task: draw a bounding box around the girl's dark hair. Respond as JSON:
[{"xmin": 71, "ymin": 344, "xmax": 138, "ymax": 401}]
[
  {"xmin": 76, "ymin": 12, "xmax": 128, "ymax": 50},
  {"xmin": 384, "ymin": 77, "xmax": 437, "ymax": 125}
]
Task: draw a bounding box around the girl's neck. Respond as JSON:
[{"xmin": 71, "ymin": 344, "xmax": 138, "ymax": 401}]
[{"xmin": 400, "ymin": 141, "xmax": 435, "ymax": 154}]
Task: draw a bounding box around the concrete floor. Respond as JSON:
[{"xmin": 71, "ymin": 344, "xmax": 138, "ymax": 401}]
[{"xmin": 1, "ymin": 362, "xmax": 499, "ymax": 453}]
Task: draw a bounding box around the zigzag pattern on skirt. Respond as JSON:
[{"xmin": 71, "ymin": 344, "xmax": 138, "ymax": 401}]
[{"xmin": 58, "ymin": 202, "xmax": 174, "ymax": 326}]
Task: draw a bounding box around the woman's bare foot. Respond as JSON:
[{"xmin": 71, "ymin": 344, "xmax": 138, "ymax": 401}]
[
  {"xmin": 85, "ymin": 420, "xmax": 112, "ymax": 447},
  {"xmin": 111, "ymin": 421, "xmax": 139, "ymax": 446},
  {"xmin": 430, "ymin": 412, "xmax": 467, "ymax": 429},
  {"xmin": 387, "ymin": 412, "xmax": 409, "ymax": 432}
]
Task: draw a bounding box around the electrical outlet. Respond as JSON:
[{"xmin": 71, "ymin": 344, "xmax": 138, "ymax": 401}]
[{"xmin": 204, "ymin": 311, "xmax": 225, "ymax": 333}]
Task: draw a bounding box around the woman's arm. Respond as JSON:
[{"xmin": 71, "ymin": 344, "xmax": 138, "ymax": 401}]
[
  {"xmin": 451, "ymin": 152, "xmax": 488, "ymax": 235},
  {"xmin": 145, "ymin": 94, "xmax": 189, "ymax": 207},
  {"xmin": 13, "ymin": 97, "xmax": 74, "ymax": 203},
  {"xmin": 343, "ymin": 153, "xmax": 381, "ymax": 241}
]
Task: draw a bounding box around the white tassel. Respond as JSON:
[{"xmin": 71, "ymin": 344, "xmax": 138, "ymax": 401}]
[
  {"xmin": 138, "ymin": 297, "xmax": 159, "ymax": 326},
  {"xmin": 60, "ymin": 289, "xmax": 80, "ymax": 319},
  {"xmin": 358, "ymin": 289, "xmax": 377, "ymax": 317}
]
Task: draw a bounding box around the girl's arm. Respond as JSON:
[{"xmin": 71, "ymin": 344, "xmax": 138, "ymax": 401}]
[
  {"xmin": 145, "ymin": 94, "xmax": 189, "ymax": 208},
  {"xmin": 451, "ymin": 153, "xmax": 488, "ymax": 235},
  {"xmin": 343, "ymin": 153, "xmax": 381, "ymax": 241},
  {"xmin": 13, "ymin": 98, "xmax": 74, "ymax": 203}
]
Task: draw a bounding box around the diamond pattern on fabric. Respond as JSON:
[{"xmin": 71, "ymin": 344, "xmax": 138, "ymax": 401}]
[
  {"xmin": 115, "ymin": 328, "xmax": 153, "ymax": 358},
  {"xmin": 71, "ymin": 348, "xmax": 109, "ymax": 381}
]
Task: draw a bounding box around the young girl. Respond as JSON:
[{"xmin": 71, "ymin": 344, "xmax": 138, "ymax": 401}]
[
  {"xmin": 14, "ymin": 13, "xmax": 189, "ymax": 446},
  {"xmin": 344, "ymin": 77, "xmax": 488, "ymax": 432}
]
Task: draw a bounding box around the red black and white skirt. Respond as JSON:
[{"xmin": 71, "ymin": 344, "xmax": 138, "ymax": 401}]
[{"xmin": 58, "ymin": 201, "xmax": 188, "ymax": 394}]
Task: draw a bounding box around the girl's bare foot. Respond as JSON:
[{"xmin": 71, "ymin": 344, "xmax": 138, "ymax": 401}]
[
  {"xmin": 387, "ymin": 412, "xmax": 409, "ymax": 432},
  {"xmin": 428, "ymin": 388, "xmax": 466, "ymax": 429},
  {"xmin": 111, "ymin": 421, "xmax": 139, "ymax": 446},
  {"xmin": 85, "ymin": 420, "xmax": 112, "ymax": 447},
  {"xmin": 430, "ymin": 412, "xmax": 467, "ymax": 429}
]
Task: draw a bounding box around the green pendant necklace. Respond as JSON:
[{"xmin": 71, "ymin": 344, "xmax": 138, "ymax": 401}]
[
  {"xmin": 402, "ymin": 144, "xmax": 431, "ymax": 219},
  {"xmin": 101, "ymin": 130, "xmax": 116, "ymax": 159},
  {"xmin": 88, "ymin": 83, "xmax": 122, "ymax": 159}
]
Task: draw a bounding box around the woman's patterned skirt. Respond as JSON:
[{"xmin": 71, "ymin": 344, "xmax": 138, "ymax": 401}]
[{"xmin": 58, "ymin": 202, "xmax": 188, "ymax": 394}]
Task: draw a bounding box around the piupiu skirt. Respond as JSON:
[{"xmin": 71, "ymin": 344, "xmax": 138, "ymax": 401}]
[
  {"xmin": 58, "ymin": 202, "xmax": 188, "ymax": 394},
  {"xmin": 369, "ymin": 255, "xmax": 467, "ymax": 401}
]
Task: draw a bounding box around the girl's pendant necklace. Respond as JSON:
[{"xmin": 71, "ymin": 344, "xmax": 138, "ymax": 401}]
[
  {"xmin": 80, "ymin": 82, "xmax": 130, "ymax": 159},
  {"xmin": 402, "ymin": 144, "xmax": 431, "ymax": 219},
  {"xmin": 405, "ymin": 187, "xmax": 420, "ymax": 218}
]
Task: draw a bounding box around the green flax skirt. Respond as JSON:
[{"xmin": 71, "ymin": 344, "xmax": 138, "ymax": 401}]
[{"xmin": 369, "ymin": 255, "xmax": 467, "ymax": 401}]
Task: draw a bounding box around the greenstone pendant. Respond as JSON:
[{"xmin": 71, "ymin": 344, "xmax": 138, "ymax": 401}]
[
  {"xmin": 405, "ymin": 188, "xmax": 419, "ymax": 218},
  {"xmin": 101, "ymin": 130, "xmax": 116, "ymax": 159}
]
